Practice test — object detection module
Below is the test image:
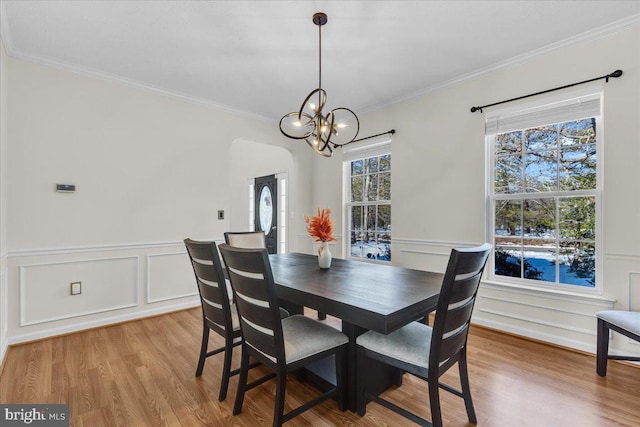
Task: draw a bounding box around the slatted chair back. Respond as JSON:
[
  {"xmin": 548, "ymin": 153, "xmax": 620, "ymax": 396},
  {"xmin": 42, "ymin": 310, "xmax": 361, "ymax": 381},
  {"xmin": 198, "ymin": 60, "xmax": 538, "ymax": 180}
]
[
  {"xmin": 184, "ymin": 239, "xmax": 233, "ymax": 333},
  {"xmin": 218, "ymin": 244, "xmax": 284, "ymax": 369},
  {"xmin": 224, "ymin": 231, "xmax": 267, "ymax": 249},
  {"xmin": 430, "ymin": 243, "xmax": 491, "ymax": 375}
]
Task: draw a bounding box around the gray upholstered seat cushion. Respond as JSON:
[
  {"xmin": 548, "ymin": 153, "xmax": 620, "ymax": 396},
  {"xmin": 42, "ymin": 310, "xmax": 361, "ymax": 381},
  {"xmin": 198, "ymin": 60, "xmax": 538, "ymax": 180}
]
[
  {"xmin": 597, "ymin": 310, "xmax": 640, "ymax": 335},
  {"xmin": 282, "ymin": 315, "xmax": 348, "ymax": 364},
  {"xmin": 357, "ymin": 321, "xmax": 433, "ymax": 372}
]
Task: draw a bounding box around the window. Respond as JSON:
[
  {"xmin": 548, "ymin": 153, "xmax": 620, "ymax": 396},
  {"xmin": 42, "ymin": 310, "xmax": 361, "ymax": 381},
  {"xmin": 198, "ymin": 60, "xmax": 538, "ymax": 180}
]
[
  {"xmin": 248, "ymin": 179, "xmax": 255, "ymax": 231},
  {"xmin": 344, "ymin": 143, "xmax": 391, "ymax": 261},
  {"xmin": 486, "ymin": 93, "xmax": 601, "ymax": 291},
  {"xmin": 278, "ymin": 175, "xmax": 287, "ymax": 253}
]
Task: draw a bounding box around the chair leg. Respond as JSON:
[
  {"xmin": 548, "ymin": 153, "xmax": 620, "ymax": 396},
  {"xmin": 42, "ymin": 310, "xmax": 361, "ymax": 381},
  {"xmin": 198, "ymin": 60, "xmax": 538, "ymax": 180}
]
[
  {"xmin": 218, "ymin": 334, "xmax": 234, "ymax": 401},
  {"xmin": 428, "ymin": 376, "xmax": 443, "ymax": 427},
  {"xmin": 336, "ymin": 347, "xmax": 347, "ymax": 411},
  {"xmin": 356, "ymin": 346, "xmax": 367, "ymax": 416},
  {"xmin": 273, "ymin": 370, "xmax": 287, "ymax": 427},
  {"xmin": 195, "ymin": 320, "xmax": 210, "ymax": 376},
  {"xmin": 458, "ymin": 352, "xmax": 477, "ymax": 424},
  {"xmin": 597, "ymin": 318, "xmax": 610, "ymax": 377},
  {"xmin": 233, "ymin": 345, "xmax": 250, "ymax": 415}
]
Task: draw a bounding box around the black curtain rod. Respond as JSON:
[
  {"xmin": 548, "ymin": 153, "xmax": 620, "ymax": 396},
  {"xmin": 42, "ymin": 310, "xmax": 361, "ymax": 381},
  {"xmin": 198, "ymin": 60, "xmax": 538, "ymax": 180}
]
[
  {"xmin": 332, "ymin": 129, "xmax": 396, "ymax": 148},
  {"xmin": 470, "ymin": 69, "xmax": 623, "ymax": 113}
]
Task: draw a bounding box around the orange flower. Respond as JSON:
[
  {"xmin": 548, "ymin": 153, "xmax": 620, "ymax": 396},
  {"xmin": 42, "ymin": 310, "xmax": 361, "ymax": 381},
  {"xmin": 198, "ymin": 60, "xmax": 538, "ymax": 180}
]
[{"xmin": 305, "ymin": 208, "xmax": 336, "ymax": 242}]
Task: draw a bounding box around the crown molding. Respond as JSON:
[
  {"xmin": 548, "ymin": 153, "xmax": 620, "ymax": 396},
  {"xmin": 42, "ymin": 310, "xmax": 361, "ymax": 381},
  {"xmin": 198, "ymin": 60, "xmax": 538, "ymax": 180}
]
[
  {"xmin": 361, "ymin": 14, "xmax": 640, "ymax": 115},
  {"xmin": 8, "ymin": 48, "xmax": 273, "ymax": 123},
  {"xmin": 1, "ymin": 5, "xmax": 638, "ymax": 122},
  {"xmin": 0, "ymin": 7, "xmax": 273, "ymax": 125}
]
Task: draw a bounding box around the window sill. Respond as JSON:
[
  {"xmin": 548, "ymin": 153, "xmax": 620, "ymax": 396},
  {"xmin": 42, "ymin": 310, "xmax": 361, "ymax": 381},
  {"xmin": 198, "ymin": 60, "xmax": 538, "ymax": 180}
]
[{"xmin": 481, "ymin": 279, "xmax": 616, "ymax": 308}]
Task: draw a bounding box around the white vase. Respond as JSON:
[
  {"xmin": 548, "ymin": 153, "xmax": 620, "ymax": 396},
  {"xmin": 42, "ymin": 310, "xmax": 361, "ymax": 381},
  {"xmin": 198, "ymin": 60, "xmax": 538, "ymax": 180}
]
[{"xmin": 318, "ymin": 241, "xmax": 332, "ymax": 269}]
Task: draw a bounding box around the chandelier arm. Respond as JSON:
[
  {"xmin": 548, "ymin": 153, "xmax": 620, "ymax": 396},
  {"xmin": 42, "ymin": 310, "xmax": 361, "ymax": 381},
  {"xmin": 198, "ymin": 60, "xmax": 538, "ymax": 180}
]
[
  {"xmin": 306, "ymin": 138, "xmax": 333, "ymax": 157},
  {"xmin": 279, "ymin": 112, "xmax": 315, "ymax": 139}
]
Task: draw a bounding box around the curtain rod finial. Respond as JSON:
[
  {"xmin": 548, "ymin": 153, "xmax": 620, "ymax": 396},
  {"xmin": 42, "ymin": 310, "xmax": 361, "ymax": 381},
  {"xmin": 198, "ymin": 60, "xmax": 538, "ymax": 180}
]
[
  {"xmin": 610, "ymin": 69, "xmax": 623, "ymax": 78},
  {"xmin": 470, "ymin": 106, "xmax": 482, "ymax": 113}
]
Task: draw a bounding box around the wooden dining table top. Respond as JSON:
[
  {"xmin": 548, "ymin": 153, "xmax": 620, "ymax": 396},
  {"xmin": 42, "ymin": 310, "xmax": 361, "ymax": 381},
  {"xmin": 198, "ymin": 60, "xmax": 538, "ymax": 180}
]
[{"xmin": 269, "ymin": 252, "xmax": 444, "ymax": 334}]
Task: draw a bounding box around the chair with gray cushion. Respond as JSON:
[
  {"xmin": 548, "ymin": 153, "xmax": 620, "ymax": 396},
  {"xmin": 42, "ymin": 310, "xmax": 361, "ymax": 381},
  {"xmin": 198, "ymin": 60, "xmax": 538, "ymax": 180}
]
[
  {"xmin": 184, "ymin": 238, "xmax": 244, "ymax": 401},
  {"xmin": 356, "ymin": 243, "xmax": 492, "ymax": 427},
  {"xmin": 596, "ymin": 310, "xmax": 640, "ymax": 376},
  {"xmin": 224, "ymin": 231, "xmax": 267, "ymax": 249},
  {"xmin": 219, "ymin": 243, "xmax": 348, "ymax": 427}
]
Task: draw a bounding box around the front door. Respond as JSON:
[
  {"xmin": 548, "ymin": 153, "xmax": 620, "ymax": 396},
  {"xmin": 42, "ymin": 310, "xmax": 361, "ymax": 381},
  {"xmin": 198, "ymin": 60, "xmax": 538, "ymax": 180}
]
[{"xmin": 255, "ymin": 174, "xmax": 277, "ymax": 253}]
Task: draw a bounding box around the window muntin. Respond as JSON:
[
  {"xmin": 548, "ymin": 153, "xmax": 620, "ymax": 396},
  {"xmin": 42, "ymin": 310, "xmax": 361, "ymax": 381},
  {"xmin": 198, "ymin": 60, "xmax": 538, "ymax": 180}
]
[
  {"xmin": 490, "ymin": 117, "xmax": 599, "ymax": 289},
  {"xmin": 347, "ymin": 153, "xmax": 391, "ymax": 261}
]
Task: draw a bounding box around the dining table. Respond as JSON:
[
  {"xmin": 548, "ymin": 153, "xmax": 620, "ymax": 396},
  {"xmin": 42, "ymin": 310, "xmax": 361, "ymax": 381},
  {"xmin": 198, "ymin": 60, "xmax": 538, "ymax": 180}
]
[{"xmin": 268, "ymin": 252, "xmax": 444, "ymax": 412}]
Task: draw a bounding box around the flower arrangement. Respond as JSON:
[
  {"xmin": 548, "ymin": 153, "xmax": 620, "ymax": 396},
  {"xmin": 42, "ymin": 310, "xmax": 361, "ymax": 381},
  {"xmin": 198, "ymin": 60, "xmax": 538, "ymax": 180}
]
[{"xmin": 305, "ymin": 208, "xmax": 336, "ymax": 242}]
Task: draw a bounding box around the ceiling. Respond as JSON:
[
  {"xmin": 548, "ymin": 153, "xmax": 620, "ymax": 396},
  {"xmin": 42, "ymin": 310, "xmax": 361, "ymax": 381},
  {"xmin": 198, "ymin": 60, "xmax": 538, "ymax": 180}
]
[{"xmin": 1, "ymin": 1, "xmax": 639, "ymax": 122}]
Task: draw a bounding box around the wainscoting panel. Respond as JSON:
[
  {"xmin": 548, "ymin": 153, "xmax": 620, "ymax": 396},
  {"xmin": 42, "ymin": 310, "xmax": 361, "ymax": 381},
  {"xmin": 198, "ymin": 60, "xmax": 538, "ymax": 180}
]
[
  {"xmin": 146, "ymin": 251, "xmax": 197, "ymax": 303},
  {"xmin": 19, "ymin": 256, "xmax": 139, "ymax": 326},
  {"xmin": 630, "ymin": 273, "xmax": 640, "ymax": 311},
  {"xmin": 474, "ymin": 281, "xmax": 619, "ymax": 353}
]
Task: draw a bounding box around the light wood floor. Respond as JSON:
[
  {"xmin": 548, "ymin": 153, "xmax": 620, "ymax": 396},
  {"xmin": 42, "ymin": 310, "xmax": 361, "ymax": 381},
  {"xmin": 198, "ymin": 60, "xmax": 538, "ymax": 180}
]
[{"xmin": 1, "ymin": 308, "xmax": 639, "ymax": 426}]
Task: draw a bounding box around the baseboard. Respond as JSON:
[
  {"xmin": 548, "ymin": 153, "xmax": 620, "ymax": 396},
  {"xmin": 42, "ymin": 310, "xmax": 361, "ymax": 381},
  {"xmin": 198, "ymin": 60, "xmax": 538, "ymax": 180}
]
[
  {"xmin": 8, "ymin": 300, "xmax": 200, "ymax": 345},
  {"xmin": 0, "ymin": 333, "xmax": 8, "ymax": 378}
]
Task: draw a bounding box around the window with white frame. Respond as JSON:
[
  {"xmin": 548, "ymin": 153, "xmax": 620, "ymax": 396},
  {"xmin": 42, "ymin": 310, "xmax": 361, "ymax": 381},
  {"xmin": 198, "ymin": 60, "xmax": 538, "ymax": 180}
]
[
  {"xmin": 486, "ymin": 93, "xmax": 601, "ymax": 291},
  {"xmin": 248, "ymin": 179, "xmax": 255, "ymax": 231},
  {"xmin": 278, "ymin": 174, "xmax": 287, "ymax": 253},
  {"xmin": 344, "ymin": 142, "xmax": 391, "ymax": 261}
]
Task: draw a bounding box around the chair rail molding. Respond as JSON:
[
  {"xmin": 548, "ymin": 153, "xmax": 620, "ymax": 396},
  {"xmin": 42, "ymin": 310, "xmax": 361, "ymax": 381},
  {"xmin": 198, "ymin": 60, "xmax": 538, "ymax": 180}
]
[
  {"xmin": 7, "ymin": 239, "xmax": 223, "ymax": 258},
  {"xmin": 480, "ymin": 281, "xmax": 616, "ymax": 307}
]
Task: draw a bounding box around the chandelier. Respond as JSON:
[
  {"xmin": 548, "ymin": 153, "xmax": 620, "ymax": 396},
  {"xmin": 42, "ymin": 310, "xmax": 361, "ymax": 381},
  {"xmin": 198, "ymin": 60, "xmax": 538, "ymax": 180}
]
[{"xmin": 279, "ymin": 12, "xmax": 395, "ymax": 158}]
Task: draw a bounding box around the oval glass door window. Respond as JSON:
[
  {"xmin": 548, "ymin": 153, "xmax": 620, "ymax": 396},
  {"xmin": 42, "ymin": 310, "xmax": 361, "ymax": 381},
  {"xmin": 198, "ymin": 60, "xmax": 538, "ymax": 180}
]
[{"xmin": 259, "ymin": 186, "xmax": 273, "ymax": 232}]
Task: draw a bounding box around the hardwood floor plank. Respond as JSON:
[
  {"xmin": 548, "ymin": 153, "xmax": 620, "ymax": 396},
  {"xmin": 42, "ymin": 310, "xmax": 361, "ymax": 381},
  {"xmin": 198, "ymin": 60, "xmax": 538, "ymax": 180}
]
[{"xmin": 1, "ymin": 308, "xmax": 639, "ymax": 426}]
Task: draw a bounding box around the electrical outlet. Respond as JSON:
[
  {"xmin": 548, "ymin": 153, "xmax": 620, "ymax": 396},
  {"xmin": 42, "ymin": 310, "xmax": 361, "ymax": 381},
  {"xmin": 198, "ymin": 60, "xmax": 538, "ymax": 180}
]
[
  {"xmin": 218, "ymin": 210, "xmax": 225, "ymax": 220},
  {"xmin": 70, "ymin": 282, "xmax": 81, "ymax": 295}
]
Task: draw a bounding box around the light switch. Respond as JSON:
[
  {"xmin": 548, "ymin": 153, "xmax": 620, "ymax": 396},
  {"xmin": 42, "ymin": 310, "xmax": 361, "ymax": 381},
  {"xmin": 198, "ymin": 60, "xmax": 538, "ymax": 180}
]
[{"xmin": 70, "ymin": 282, "xmax": 81, "ymax": 295}]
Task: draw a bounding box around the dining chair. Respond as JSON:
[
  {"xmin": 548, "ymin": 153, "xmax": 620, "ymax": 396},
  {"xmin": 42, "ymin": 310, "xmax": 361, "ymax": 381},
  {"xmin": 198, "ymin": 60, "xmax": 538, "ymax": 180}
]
[
  {"xmin": 596, "ymin": 310, "xmax": 640, "ymax": 376},
  {"xmin": 184, "ymin": 238, "xmax": 254, "ymax": 401},
  {"xmin": 218, "ymin": 244, "xmax": 349, "ymax": 427},
  {"xmin": 224, "ymin": 231, "xmax": 267, "ymax": 248},
  {"xmin": 355, "ymin": 243, "xmax": 492, "ymax": 427},
  {"xmin": 226, "ymin": 230, "xmax": 327, "ymax": 321},
  {"xmin": 224, "ymin": 230, "xmax": 291, "ymax": 319}
]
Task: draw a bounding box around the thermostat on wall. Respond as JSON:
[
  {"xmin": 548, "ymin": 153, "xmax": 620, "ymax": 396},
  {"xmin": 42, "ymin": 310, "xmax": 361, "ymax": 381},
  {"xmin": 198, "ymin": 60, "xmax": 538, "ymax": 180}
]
[{"xmin": 56, "ymin": 184, "xmax": 76, "ymax": 193}]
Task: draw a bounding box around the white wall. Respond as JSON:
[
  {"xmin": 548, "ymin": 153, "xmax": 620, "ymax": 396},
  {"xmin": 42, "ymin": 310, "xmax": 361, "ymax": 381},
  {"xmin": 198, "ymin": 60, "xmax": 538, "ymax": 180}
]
[
  {"xmin": 0, "ymin": 39, "xmax": 9, "ymax": 363},
  {"xmin": 4, "ymin": 56, "xmax": 313, "ymax": 344},
  {"xmin": 4, "ymin": 21, "xmax": 638, "ymax": 359},
  {"xmin": 314, "ymin": 24, "xmax": 640, "ymax": 355}
]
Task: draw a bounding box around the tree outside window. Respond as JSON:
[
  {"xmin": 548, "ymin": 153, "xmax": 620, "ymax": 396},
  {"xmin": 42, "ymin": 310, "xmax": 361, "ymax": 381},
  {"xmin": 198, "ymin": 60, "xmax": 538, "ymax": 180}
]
[
  {"xmin": 492, "ymin": 118, "xmax": 597, "ymax": 288},
  {"xmin": 348, "ymin": 153, "xmax": 391, "ymax": 261}
]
